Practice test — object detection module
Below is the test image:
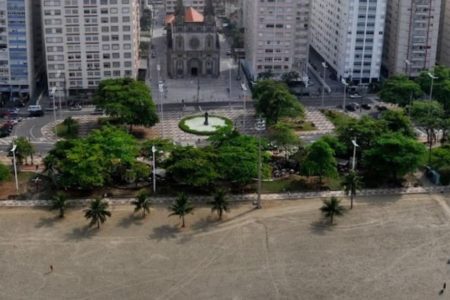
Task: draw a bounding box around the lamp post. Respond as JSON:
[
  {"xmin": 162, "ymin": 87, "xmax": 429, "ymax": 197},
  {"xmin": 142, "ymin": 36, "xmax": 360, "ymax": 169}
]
[
  {"xmin": 228, "ymin": 62, "xmax": 232, "ymax": 110},
  {"xmin": 157, "ymin": 63, "xmax": 164, "ymax": 138},
  {"xmin": 321, "ymin": 62, "xmax": 327, "ymax": 108},
  {"xmin": 255, "ymin": 116, "xmax": 266, "ymax": 209},
  {"xmin": 341, "ymin": 78, "xmax": 348, "ymax": 112},
  {"xmin": 427, "ymin": 72, "xmax": 438, "ymax": 101},
  {"xmin": 152, "ymin": 145, "xmax": 156, "ymax": 193},
  {"xmin": 10, "ymin": 143, "xmax": 18, "ymax": 193},
  {"xmin": 404, "ymin": 59, "xmax": 411, "ymax": 77},
  {"xmin": 351, "ymin": 139, "xmax": 359, "ymax": 171},
  {"xmin": 241, "ymin": 82, "xmax": 247, "ymax": 130}
]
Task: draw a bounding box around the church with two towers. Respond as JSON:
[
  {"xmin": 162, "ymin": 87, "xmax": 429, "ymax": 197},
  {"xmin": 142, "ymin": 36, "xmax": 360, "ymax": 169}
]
[{"xmin": 166, "ymin": 0, "xmax": 221, "ymax": 78}]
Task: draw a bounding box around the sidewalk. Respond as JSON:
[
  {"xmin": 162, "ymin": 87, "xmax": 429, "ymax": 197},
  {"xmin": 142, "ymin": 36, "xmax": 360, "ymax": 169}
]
[{"xmin": 1, "ymin": 185, "xmax": 449, "ymax": 207}]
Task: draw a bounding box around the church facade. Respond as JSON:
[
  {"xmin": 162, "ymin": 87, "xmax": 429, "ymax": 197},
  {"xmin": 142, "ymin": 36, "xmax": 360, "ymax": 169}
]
[{"xmin": 166, "ymin": 0, "xmax": 220, "ymax": 78}]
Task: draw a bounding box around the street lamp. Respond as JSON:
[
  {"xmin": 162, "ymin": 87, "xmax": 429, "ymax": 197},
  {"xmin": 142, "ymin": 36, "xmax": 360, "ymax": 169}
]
[
  {"xmin": 427, "ymin": 72, "xmax": 438, "ymax": 101},
  {"xmin": 321, "ymin": 62, "xmax": 328, "ymax": 108},
  {"xmin": 10, "ymin": 143, "xmax": 18, "ymax": 193},
  {"xmin": 152, "ymin": 145, "xmax": 156, "ymax": 193},
  {"xmin": 255, "ymin": 116, "xmax": 266, "ymax": 209},
  {"xmin": 351, "ymin": 139, "xmax": 359, "ymax": 171},
  {"xmin": 157, "ymin": 63, "xmax": 164, "ymax": 138},
  {"xmin": 241, "ymin": 82, "xmax": 247, "ymax": 130},
  {"xmin": 404, "ymin": 59, "xmax": 411, "ymax": 77},
  {"xmin": 341, "ymin": 78, "xmax": 348, "ymax": 112}
]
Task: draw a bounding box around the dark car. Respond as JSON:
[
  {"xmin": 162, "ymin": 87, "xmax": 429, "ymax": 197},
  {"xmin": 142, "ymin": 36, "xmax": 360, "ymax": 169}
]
[
  {"xmin": 345, "ymin": 104, "xmax": 356, "ymax": 111},
  {"xmin": 69, "ymin": 104, "xmax": 82, "ymax": 111},
  {"xmin": 361, "ymin": 103, "xmax": 372, "ymax": 110},
  {"xmin": 92, "ymin": 107, "xmax": 104, "ymax": 115},
  {"xmin": 376, "ymin": 105, "xmax": 388, "ymax": 111}
]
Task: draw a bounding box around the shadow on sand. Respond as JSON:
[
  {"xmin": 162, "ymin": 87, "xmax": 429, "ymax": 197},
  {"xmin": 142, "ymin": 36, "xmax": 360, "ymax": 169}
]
[
  {"xmin": 35, "ymin": 215, "xmax": 62, "ymax": 228},
  {"xmin": 149, "ymin": 224, "xmax": 180, "ymax": 241},
  {"xmin": 65, "ymin": 225, "xmax": 99, "ymax": 240},
  {"xmin": 309, "ymin": 219, "xmax": 334, "ymax": 235},
  {"xmin": 117, "ymin": 213, "xmax": 144, "ymax": 229}
]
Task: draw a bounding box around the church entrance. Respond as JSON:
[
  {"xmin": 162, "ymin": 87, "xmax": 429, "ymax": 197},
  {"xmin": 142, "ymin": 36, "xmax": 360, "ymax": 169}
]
[{"xmin": 188, "ymin": 58, "xmax": 201, "ymax": 77}]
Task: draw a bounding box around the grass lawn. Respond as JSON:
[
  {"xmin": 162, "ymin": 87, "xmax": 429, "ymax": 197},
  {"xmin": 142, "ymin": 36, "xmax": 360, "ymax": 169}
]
[
  {"xmin": 55, "ymin": 120, "xmax": 79, "ymax": 139},
  {"xmin": 320, "ymin": 109, "xmax": 355, "ymax": 128},
  {"xmin": 280, "ymin": 116, "xmax": 316, "ymax": 132},
  {"xmin": 260, "ymin": 174, "xmax": 343, "ymax": 193}
]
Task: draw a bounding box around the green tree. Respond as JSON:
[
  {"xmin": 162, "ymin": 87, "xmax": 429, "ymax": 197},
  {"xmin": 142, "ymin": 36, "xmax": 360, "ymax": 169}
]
[
  {"xmin": 210, "ymin": 189, "xmax": 229, "ymax": 220},
  {"xmin": 363, "ymin": 133, "xmax": 426, "ymax": 182},
  {"xmin": 337, "ymin": 116, "xmax": 387, "ymax": 156},
  {"xmin": 379, "ymin": 109, "xmax": 415, "ymax": 137},
  {"xmin": 94, "ymin": 78, "xmax": 159, "ymax": 130},
  {"xmin": 166, "ymin": 146, "xmax": 219, "ymax": 188},
  {"xmin": 253, "ymin": 80, "xmax": 304, "ymax": 125},
  {"xmin": 169, "ymin": 193, "xmax": 194, "ymax": 228},
  {"xmin": 410, "ymin": 100, "xmax": 444, "ymax": 164},
  {"xmin": 281, "ymin": 71, "xmax": 300, "ymax": 86},
  {"xmin": 84, "ymin": 198, "xmax": 111, "ymax": 229},
  {"xmin": 379, "ymin": 75, "xmax": 422, "ymax": 106},
  {"xmin": 257, "ymin": 70, "xmax": 274, "ymax": 80},
  {"xmin": 320, "ymin": 197, "xmax": 345, "ymax": 225},
  {"xmin": 132, "ymin": 190, "xmax": 151, "ymax": 218},
  {"xmin": 140, "ymin": 7, "xmax": 152, "ymax": 31},
  {"xmin": 268, "ymin": 122, "xmax": 300, "ymax": 157},
  {"xmin": 10, "ymin": 137, "xmax": 34, "ymax": 165},
  {"xmin": 51, "ymin": 192, "xmax": 68, "ymax": 218},
  {"xmin": 342, "ymin": 171, "xmax": 362, "ymax": 209},
  {"xmin": 430, "ymin": 145, "xmax": 450, "ymax": 170},
  {"xmin": 302, "ymin": 140, "xmax": 337, "ymax": 185},
  {"xmin": 317, "ymin": 134, "xmax": 347, "ymax": 158},
  {"xmin": 141, "ymin": 138, "xmax": 174, "ymax": 161},
  {"xmin": 0, "ymin": 162, "xmax": 10, "ymax": 182},
  {"xmin": 61, "ymin": 117, "xmax": 79, "ymax": 139},
  {"xmin": 417, "ymin": 66, "xmax": 450, "ymax": 111}
]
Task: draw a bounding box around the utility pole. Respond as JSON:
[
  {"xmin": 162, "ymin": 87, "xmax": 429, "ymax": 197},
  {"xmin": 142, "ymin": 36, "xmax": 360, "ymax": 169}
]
[{"xmin": 255, "ymin": 116, "xmax": 266, "ymax": 209}]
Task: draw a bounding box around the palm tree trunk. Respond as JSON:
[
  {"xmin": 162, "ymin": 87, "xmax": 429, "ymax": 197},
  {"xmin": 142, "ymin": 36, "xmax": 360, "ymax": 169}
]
[
  {"xmin": 330, "ymin": 213, "xmax": 334, "ymax": 225},
  {"xmin": 60, "ymin": 208, "xmax": 64, "ymax": 218},
  {"xmin": 97, "ymin": 220, "xmax": 100, "ymax": 229},
  {"xmin": 181, "ymin": 215, "xmax": 185, "ymax": 228},
  {"xmin": 350, "ymin": 193, "xmax": 354, "ymax": 209},
  {"xmin": 219, "ymin": 209, "xmax": 223, "ymax": 220},
  {"xmin": 142, "ymin": 210, "xmax": 146, "ymax": 218}
]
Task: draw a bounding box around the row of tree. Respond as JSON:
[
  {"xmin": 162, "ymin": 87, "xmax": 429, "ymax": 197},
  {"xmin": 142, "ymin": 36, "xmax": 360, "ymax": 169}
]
[{"xmin": 51, "ymin": 190, "xmax": 230, "ymax": 229}]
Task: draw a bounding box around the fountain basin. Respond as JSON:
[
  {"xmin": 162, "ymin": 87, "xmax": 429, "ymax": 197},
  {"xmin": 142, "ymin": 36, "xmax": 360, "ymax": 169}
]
[{"xmin": 179, "ymin": 115, "xmax": 233, "ymax": 135}]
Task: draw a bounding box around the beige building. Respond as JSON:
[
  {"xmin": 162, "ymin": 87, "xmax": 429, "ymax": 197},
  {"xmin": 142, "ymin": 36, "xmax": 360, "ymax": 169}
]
[
  {"xmin": 383, "ymin": 0, "xmax": 441, "ymax": 77},
  {"xmin": 243, "ymin": 0, "xmax": 310, "ymax": 80},
  {"xmin": 165, "ymin": 0, "xmax": 205, "ymax": 14},
  {"xmin": 41, "ymin": 0, "xmax": 140, "ymax": 100}
]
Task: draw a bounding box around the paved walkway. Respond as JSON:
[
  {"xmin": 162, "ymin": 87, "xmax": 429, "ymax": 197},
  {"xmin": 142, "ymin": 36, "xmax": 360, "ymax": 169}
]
[{"xmin": 1, "ymin": 185, "xmax": 449, "ymax": 207}]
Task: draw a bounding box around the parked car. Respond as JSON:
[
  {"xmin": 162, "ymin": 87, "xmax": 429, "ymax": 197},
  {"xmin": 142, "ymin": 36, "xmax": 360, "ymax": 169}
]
[
  {"xmin": 349, "ymin": 93, "xmax": 362, "ymax": 99},
  {"xmin": 27, "ymin": 105, "xmax": 44, "ymax": 117},
  {"xmin": 345, "ymin": 104, "xmax": 356, "ymax": 112},
  {"xmin": 361, "ymin": 103, "xmax": 372, "ymax": 110},
  {"xmin": 92, "ymin": 107, "xmax": 104, "ymax": 115},
  {"xmin": 376, "ymin": 105, "xmax": 388, "ymax": 111},
  {"xmin": 45, "ymin": 105, "xmax": 58, "ymax": 112},
  {"xmin": 350, "ymin": 102, "xmax": 360, "ymax": 109},
  {"xmin": 69, "ymin": 104, "xmax": 82, "ymax": 111}
]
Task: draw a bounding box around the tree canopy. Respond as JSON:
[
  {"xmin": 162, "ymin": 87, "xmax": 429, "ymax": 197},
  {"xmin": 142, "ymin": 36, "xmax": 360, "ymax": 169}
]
[
  {"xmin": 302, "ymin": 140, "xmax": 337, "ymax": 184},
  {"xmin": 253, "ymin": 80, "xmax": 304, "ymax": 125},
  {"xmin": 363, "ymin": 133, "xmax": 426, "ymax": 182},
  {"xmin": 379, "ymin": 75, "xmax": 422, "ymax": 106},
  {"xmin": 94, "ymin": 78, "xmax": 159, "ymax": 129}
]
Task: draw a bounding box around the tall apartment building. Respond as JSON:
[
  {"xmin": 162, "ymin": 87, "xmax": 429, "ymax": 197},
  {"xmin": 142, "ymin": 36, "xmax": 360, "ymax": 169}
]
[
  {"xmin": 438, "ymin": 0, "xmax": 450, "ymax": 66},
  {"xmin": 310, "ymin": 0, "xmax": 387, "ymax": 83},
  {"xmin": 41, "ymin": 0, "xmax": 140, "ymax": 100},
  {"xmin": 165, "ymin": 0, "xmax": 205, "ymax": 14},
  {"xmin": 383, "ymin": 0, "xmax": 441, "ymax": 77},
  {"xmin": 243, "ymin": 0, "xmax": 310, "ymax": 80},
  {"xmin": 0, "ymin": 0, "xmax": 39, "ymax": 102}
]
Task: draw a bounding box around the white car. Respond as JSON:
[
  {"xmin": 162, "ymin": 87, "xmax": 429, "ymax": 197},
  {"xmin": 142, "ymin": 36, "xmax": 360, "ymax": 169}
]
[{"xmin": 349, "ymin": 93, "xmax": 362, "ymax": 99}]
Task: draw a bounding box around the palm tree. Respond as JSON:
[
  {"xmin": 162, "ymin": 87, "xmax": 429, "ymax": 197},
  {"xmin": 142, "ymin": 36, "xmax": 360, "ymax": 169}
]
[
  {"xmin": 210, "ymin": 189, "xmax": 229, "ymax": 220},
  {"xmin": 84, "ymin": 198, "xmax": 111, "ymax": 229},
  {"xmin": 169, "ymin": 193, "xmax": 194, "ymax": 228},
  {"xmin": 342, "ymin": 170, "xmax": 362, "ymax": 209},
  {"xmin": 132, "ymin": 190, "xmax": 151, "ymax": 218},
  {"xmin": 51, "ymin": 192, "xmax": 67, "ymax": 218},
  {"xmin": 320, "ymin": 197, "xmax": 345, "ymax": 225}
]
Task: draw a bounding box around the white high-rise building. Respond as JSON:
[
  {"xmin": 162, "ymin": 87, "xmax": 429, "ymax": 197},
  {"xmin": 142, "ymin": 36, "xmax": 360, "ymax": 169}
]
[
  {"xmin": 243, "ymin": 0, "xmax": 310, "ymax": 80},
  {"xmin": 41, "ymin": 0, "xmax": 140, "ymax": 101},
  {"xmin": 0, "ymin": 0, "xmax": 40, "ymax": 102},
  {"xmin": 383, "ymin": 0, "xmax": 441, "ymax": 77},
  {"xmin": 310, "ymin": 0, "xmax": 386, "ymax": 83}
]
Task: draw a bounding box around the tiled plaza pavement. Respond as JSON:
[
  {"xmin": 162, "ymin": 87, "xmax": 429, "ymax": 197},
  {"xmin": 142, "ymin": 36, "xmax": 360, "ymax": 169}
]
[
  {"xmin": 300, "ymin": 108, "xmax": 335, "ymax": 136},
  {"xmin": 41, "ymin": 115, "xmax": 102, "ymax": 142}
]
